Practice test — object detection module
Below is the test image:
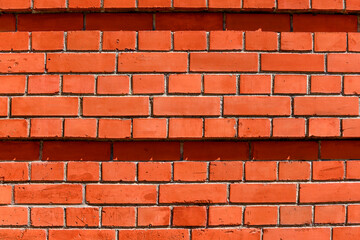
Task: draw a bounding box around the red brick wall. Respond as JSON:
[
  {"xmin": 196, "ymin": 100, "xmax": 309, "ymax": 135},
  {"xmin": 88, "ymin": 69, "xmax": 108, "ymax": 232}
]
[{"xmin": 0, "ymin": 0, "xmax": 359, "ymax": 239}]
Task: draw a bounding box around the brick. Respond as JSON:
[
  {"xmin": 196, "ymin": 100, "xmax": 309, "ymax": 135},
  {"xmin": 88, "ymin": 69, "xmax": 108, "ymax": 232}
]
[
  {"xmin": 281, "ymin": 32, "xmax": 312, "ymax": 51},
  {"xmin": 168, "ymin": 74, "xmax": 202, "ymax": 94},
  {"xmin": 28, "ymin": 75, "xmax": 60, "ymax": 94},
  {"xmin": 67, "ymin": 162, "xmax": 99, "ymax": 182},
  {"xmin": 97, "ymin": 75, "xmax": 128, "ymax": 95},
  {"xmin": 278, "ymin": 0, "xmax": 309, "ymax": 9},
  {"xmin": 0, "ymin": 53, "xmax": 44, "ymax": 73},
  {"xmin": 169, "ymin": 118, "xmax": 203, "ymax": 138},
  {"xmin": 32, "ymin": 31, "xmax": 64, "ymax": 51},
  {"xmin": 272, "ymin": 118, "xmax": 306, "ymax": 137},
  {"xmin": 347, "ymin": 161, "xmax": 360, "ymax": 180},
  {"xmin": 102, "ymin": 31, "xmax": 136, "ymax": 50},
  {"xmin": 0, "ymin": 185, "xmax": 12, "ymax": 204},
  {"xmin": 280, "ymin": 206, "xmax": 312, "ymax": 225},
  {"xmin": 311, "ymin": 75, "xmax": 341, "ymax": 94},
  {"xmin": 138, "ymin": 162, "xmax": 171, "ymax": 182},
  {"xmin": 0, "ymin": 229, "xmax": 46, "ymax": 240},
  {"xmin": 159, "ymin": 184, "xmax": 227, "ymax": 203},
  {"xmin": 133, "ymin": 119, "xmax": 167, "ymax": 138},
  {"xmin": 68, "ymin": 0, "xmax": 100, "ymax": 8},
  {"xmin": 138, "ymin": 31, "xmax": 171, "ymax": 51},
  {"xmin": 0, "ymin": 32, "xmax": 28, "ymax": 51},
  {"xmin": 138, "ymin": 207, "xmax": 170, "ymax": 227},
  {"xmin": 245, "ymin": 31, "xmax": 277, "ymax": 51},
  {"xmin": 0, "ymin": 76, "xmax": 26, "ymax": 94},
  {"xmin": 0, "ymin": 207, "xmax": 27, "ymax": 226},
  {"xmin": 208, "ymin": 0, "xmax": 241, "ymax": 8},
  {"xmin": 102, "ymin": 162, "xmax": 136, "ymax": 182},
  {"xmin": 210, "ymin": 161, "xmax": 243, "ymax": 181},
  {"xmin": 190, "ymin": 52, "xmax": 258, "ymax": 72},
  {"xmin": 113, "ymin": 142, "xmax": 180, "ymax": 161},
  {"xmin": 294, "ymin": 97, "xmax": 359, "ymax": 116},
  {"xmin": 245, "ymin": 161, "xmax": 276, "ymax": 181},
  {"xmin": 102, "ymin": 207, "xmax": 135, "ymax": 227},
  {"xmin": 49, "ymin": 230, "xmax": 115, "ymax": 240},
  {"xmin": 279, "ymin": 161, "xmax": 310, "ymax": 181},
  {"xmin": 0, "ymin": 141, "xmax": 40, "ymax": 160},
  {"xmin": 173, "ymin": 162, "xmax": 207, "ymax": 182},
  {"xmin": 18, "ymin": 13, "xmax": 83, "ymax": 31},
  {"xmin": 205, "ymin": 118, "xmax": 237, "ymax": 138},
  {"xmin": 313, "ymin": 161, "xmax": 344, "ymax": 180},
  {"xmin": 312, "ymin": 0, "xmax": 343, "ymax": 10},
  {"xmin": 328, "ymin": 54, "xmax": 360, "ymax": 73},
  {"xmin": 83, "ymin": 97, "xmax": 149, "ymax": 116},
  {"xmin": 315, "ymin": 205, "xmax": 345, "ymax": 224},
  {"xmin": 67, "ymin": 31, "xmax": 100, "ymax": 50},
  {"xmin": 348, "ymin": 205, "xmax": 360, "ymax": 223},
  {"xmin": 315, "ymin": 32, "xmax": 347, "ymax": 52},
  {"xmin": 348, "ymin": 33, "xmax": 360, "ymax": 52},
  {"xmin": 156, "ymin": 13, "xmax": 223, "ymax": 30},
  {"xmin": 15, "ymin": 184, "xmax": 82, "ymax": 204},
  {"xmin": 31, "ymin": 207, "xmax": 64, "ymax": 227},
  {"xmin": 118, "ymin": 52, "xmax": 187, "ymax": 72},
  {"xmin": 47, "ymin": 53, "xmax": 115, "ymax": 73},
  {"xmin": 226, "ymin": 13, "xmax": 290, "ymax": 31},
  {"xmin": 240, "ymin": 75, "xmax": 271, "ymax": 94},
  {"xmin": 0, "ymin": 162, "xmax": 27, "ymax": 181},
  {"xmin": 98, "ymin": 119, "xmax": 131, "ymax": 139},
  {"xmin": 293, "ymin": 14, "xmax": 357, "ymax": 32},
  {"xmin": 132, "ymin": 75, "xmax": 164, "ymax": 94},
  {"xmin": 183, "ymin": 142, "xmax": 249, "ymax": 160},
  {"xmin": 344, "ymin": 76, "xmax": 360, "ymax": 94},
  {"xmin": 86, "ymin": 13, "xmax": 153, "ymax": 31},
  {"xmin": 309, "ymin": 118, "xmax": 340, "ymax": 137},
  {"xmin": 64, "ymin": 119, "xmax": 97, "ymax": 138},
  {"xmin": 174, "ymin": 31, "xmax": 207, "ymax": 50},
  {"xmin": 204, "ymin": 74, "xmax": 237, "ymax": 94},
  {"xmin": 103, "ymin": 0, "xmax": 135, "ymax": 8},
  {"xmin": 263, "ymin": 228, "xmax": 330, "ymax": 240},
  {"xmin": 118, "ymin": 230, "xmax": 189, "ymax": 240},
  {"xmin": 347, "ymin": 0, "xmax": 360, "ymax": 10},
  {"xmin": 30, "ymin": 118, "xmax": 62, "ymax": 138},
  {"xmin": 31, "ymin": 162, "xmax": 64, "ymax": 181},
  {"xmin": 173, "ymin": 0, "xmax": 206, "ymax": 8},
  {"xmin": 224, "ymin": 96, "xmax": 291, "ymax": 116},
  {"xmin": 0, "ymin": 14, "xmax": 15, "ymax": 31},
  {"xmin": 209, "ymin": 31, "xmax": 243, "ymax": 50},
  {"xmin": 244, "ymin": 206, "xmax": 277, "ymax": 225},
  {"xmin": 243, "ymin": 0, "xmax": 275, "ymax": 9},
  {"xmin": 261, "ymin": 53, "xmax": 325, "ymax": 72},
  {"xmin": 0, "ymin": 0, "xmax": 30, "ymax": 10},
  {"xmin": 209, "ymin": 206, "xmax": 242, "ymax": 226},
  {"xmin": 321, "ymin": 141, "xmax": 360, "ymax": 159},
  {"xmin": 42, "ymin": 141, "xmax": 111, "ymax": 161},
  {"xmin": 274, "ymin": 75, "xmax": 307, "ymax": 94},
  {"xmin": 63, "ymin": 75, "xmax": 95, "ymax": 94},
  {"xmin": 66, "ymin": 207, "xmax": 99, "ymax": 227},
  {"xmin": 173, "ymin": 206, "xmax": 206, "ymax": 227},
  {"xmin": 300, "ymin": 183, "xmax": 360, "ymax": 203},
  {"xmin": 0, "ymin": 119, "xmax": 28, "ymax": 138},
  {"xmin": 192, "ymin": 229, "xmax": 260, "ymax": 240},
  {"xmin": 230, "ymin": 184, "xmax": 297, "ymax": 203},
  {"xmin": 138, "ymin": 0, "xmax": 171, "ymax": 8},
  {"xmin": 86, "ymin": 185, "xmax": 157, "ymax": 204},
  {"xmin": 34, "ymin": 0, "xmax": 66, "ymax": 9},
  {"xmin": 333, "ymin": 227, "xmax": 360, "ymax": 240},
  {"xmin": 238, "ymin": 119, "xmax": 271, "ymax": 138}
]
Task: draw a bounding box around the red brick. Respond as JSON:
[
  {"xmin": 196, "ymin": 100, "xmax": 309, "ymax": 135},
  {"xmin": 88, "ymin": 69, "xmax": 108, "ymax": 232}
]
[
  {"xmin": 102, "ymin": 207, "xmax": 135, "ymax": 227},
  {"xmin": 15, "ymin": 184, "xmax": 82, "ymax": 204},
  {"xmin": 34, "ymin": 0, "xmax": 66, "ymax": 9},
  {"xmin": 312, "ymin": 0, "xmax": 343, "ymax": 10},
  {"xmin": 0, "ymin": 14, "xmax": 15, "ymax": 32},
  {"xmin": 0, "ymin": 230, "xmax": 45, "ymax": 240},
  {"xmin": 274, "ymin": 75, "xmax": 308, "ymax": 94},
  {"xmin": 32, "ymin": 31, "xmax": 64, "ymax": 51},
  {"xmin": 102, "ymin": 31, "xmax": 136, "ymax": 50},
  {"xmin": 0, "ymin": 0, "xmax": 30, "ymax": 10},
  {"xmin": 86, "ymin": 13, "xmax": 153, "ymax": 31},
  {"xmin": 173, "ymin": 162, "xmax": 207, "ymax": 182},
  {"xmin": 208, "ymin": 0, "xmax": 241, "ymax": 8},
  {"xmin": 63, "ymin": 75, "xmax": 95, "ymax": 94},
  {"xmin": 240, "ymin": 75, "xmax": 271, "ymax": 94},
  {"xmin": 277, "ymin": 0, "xmax": 309, "ymax": 9},
  {"xmin": 173, "ymin": 206, "xmax": 206, "ymax": 227},
  {"xmin": 347, "ymin": 161, "xmax": 360, "ymax": 180},
  {"xmin": 0, "ymin": 53, "xmax": 44, "ymax": 73},
  {"xmin": 103, "ymin": 0, "xmax": 135, "ymax": 8},
  {"xmin": 138, "ymin": 0, "xmax": 171, "ymax": 8},
  {"xmin": 18, "ymin": 13, "xmax": 83, "ymax": 31},
  {"xmin": 192, "ymin": 229, "xmax": 260, "ymax": 240},
  {"xmin": 205, "ymin": 118, "xmax": 237, "ymax": 138},
  {"xmin": 294, "ymin": 97, "xmax": 359, "ymax": 116},
  {"xmin": 244, "ymin": 206, "xmax": 277, "ymax": 225},
  {"xmin": 47, "ymin": 53, "xmax": 115, "ymax": 73},
  {"xmin": 31, "ymin": 162, "xmax": 64, "ymax": 181},
  {"xmin": 293, "ymin": 14, "xmax": 357, "ymax": 32},
  {"xmin": 0, "ymin": 207, "xmax": 27, "ymax": 226},
  {"xmin": 0, "ymin": 75, "xmax": 25, "ymax": 94},
  {"xmin": 0, "ymin": 32, "xmax": 28, "ymax": 51},
  {"xmin": 209, "ymin": 206, "xmax": 242, "ymax": 226},
  {"xmin": 279, "ymin": 161, "xmax": 310, "ymax": 181},
  {"xmin": 209, "ymin": 31, "xmax": 243, "ymax": 50},
  {"xmin": 243, "ymin": 0, "xmax": 275, "ymax": 9},
  {"xmin": 231, "ymin": 184, "xmax": 297, "ymax": 203},
  {"xmin": 280, "ymin": 206, "xmax": 312, "ymax": 225},
  {"xmin": 309, "ymin": 118, "xmax": 340, "ymax": 137},
  {"xmin": 333, "ymin": 227, "xmax": 360, "ymax": 240},
  {"xmin": 83, "ymin": 97, "xmax": 149, "ymax": 116},
  {"xmin": 210, "ymin": 161, "xmax": 243, "ymax": 181},
  {"xmin": 224, "ymin": 96, "xmax": 291, "ymax": 116},
  {"xmin": 118, "ymin": 230, "xmax": 189, "ymax": 240},
  {"xmin": 0, "ymin": 141, "xmax": 40, "ymax": 160},
  {"xmin": 64, "ymin": 119, "xmax": 97, "ymax": 138},
  {"xmin": 168, "ymin": 74, "xmax": 202, "ymax": 94},
  {"xmin": 315, "ymin": 32, "xmax": 347, "ymax": 52},
  {"xmin": 204, "ymin": 74, "xmax": 237, "ymax": 94},
  {"xmin": 67, "ymin": 31, "xmax": 100, "ymax": 51},
  {"xmin": 174, "ymin": 31, "xmax": 207, "ymax": 50},
  {"xmin": 245, "ymin": 31, "xmax": 277, "ymax": 51},
  {"xmin": 31, "ymin": 207, "xmax": 64, "ymax": 227},
  {"xmin": 347, "ymin": 0, "xmax": 360, "ymax": 10},
  {"xmin": 98, "ymin": 119, "xmax": 131, "ymax": 139},
  {"xmin": 226, "ymin": 13, "xmax": 290, "ymax": 31},
  {"xmin": 348, "ymin": 33, "xmax": 360, "ymax": 52},
  {"xmin": 28, "ymin": 75, "xmax": 60, "ymax": 94},
  {"xmin": 102, "ymin": 162, "xmax": 136, "ymax": 182},
  {"xmin": 190, "ymin": 52, "xmax": 258, "ymax": 72},
  {"xmin": 138, "ymin": 207, "xmax": 170, "ymax": 227},
  {"xmin": 42, "ymin": 141, "xmax": 111, "ymax": 161},
  {"xmin": 313, "ymin": 161, "xmax": 344, "ymax": 180},
  {"xmin": 49, "ymin": 230, "xmax": 115, "ymax": 240},
  {"xmin": 261, "ymin": 53, "xmax": 325, "ymax": 72},
  {"xmin": 97, "ymin": 75, "xmax": 128, "ymax": 95},
  {"xmin": 173, "ymin": 0, "xmax": 206, "ymax": 8},
  {"xmin": 263, "ymin": 228, "xmax": 330, "ymax": 240},
  {"xmin": 348, "ymin": 205, "xmax": 360, "ymax": 223},
  {"xmin": 0, "ymin": 119, "xmax": 28, "ymax": 138},
  {"xmin": 138, "ymin": 162, "xmax": 171, "ymax": 182},
  {"xmin": 328, "ymin": 54, "xmax": 360, "ymax": 73},
  {"xmin": 0, "ymin": 98, "xmax": 9, "ymax": 116},
  {"xmin": 159, "ymin": 184, "xmax": 227, "ymax": 203},
  {"xmin": 133, "ymin": 118, "xmax": 166, "ymax": 139},
  {"xmin": 68, "ymin": 0, "xmax": 100, "ymax": 8},
  {"xmin": 0, "ymin": 185, "xmax": 12, "ymax": 204},
  {"xmin": 156, "ymin": 13, "xmax": 223, "ymax": 30},
  {"xmin": 86, "ymin": 185, "xmax": 157, "ymax": 204},
  {"xmin": 66, "ymin": 208, "xmax": 99, "ymax": 227},
  {"xmin": 183, "ymin": 142, "xmax": 249, "ymax": 160},
  {"xmin": 344, "ymin": 76, "xmax": 360, "ymax": 94},
  {"xmin": 238, "ymin": 119, "xmax": 271, "ymax": 138},
  {"xmin": 132, "ymin": 75, "xmax": 164, "ymax": 94},
  {"xmin": 30, "ymin": 118, "xmax": 62, "ymax": 138},
  {"xmin": 245, "ymin": 161, "xmax": 276, "ymax": 181},
  {"xmin": 315, "ymin": 205, "xmax": 345, "ymax": 224},
  {"xmin": 273, "ymin": 118, "xmax": 306, "ymax": 137},
  {"xmin": 138, "ymin": 31, "xmax": 171, "ymax": 51},
  {"xmin": 281, "ymin": 32, "xmax": 312, "ymax": 51},
  {"xmin": 67, "ymin": 162, "xmax": 99, "ymax": 182},
  {"xmin": 311, "ymin": 75, "xmax": 341, "ymax": 94},
  {"xmin": 113, "ymin": 142, "xmax": 180, "ymax": 161},
  {"xmin": 321, "ymin": 141, "xmax": 360, "ymax": 159},
  {"xmin": 169, "ymin": 118, "xmax": 203, "ymax": 138}
]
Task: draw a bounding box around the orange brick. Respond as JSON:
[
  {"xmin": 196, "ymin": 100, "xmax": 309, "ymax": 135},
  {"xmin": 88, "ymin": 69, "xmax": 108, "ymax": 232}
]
[
  {"xmin": 0, "ymin": 162, "xmax": 28, "ymax": 181},
  {"xmin": 264, "ymin": 228, "xmax": 330, "ymax": 240},
  {"xmin": 62, "ymin": 75, "xmax": 95, "ymax": 94},
  {"xmin": 245, "ymin": 161, "xmax": 276, "ymax": 181},
  {"xmin": 64, "ymin": 119, "xmax": 97, "ymax": 138},
  {"xmin": 278, "ymin": 0, "xmax": 310, "ymax": 9},
  {"xmin": 0, "ymin": 76, "xmax": 26, "ymax": 94},
  {"xmin": 279, "ymin": 161, "xmax": 310, "ymax": 181},
  {"xmin": 31, "ymin": 162, "xmax": 64, "ymax": 181},
  {"xmin": 138, "ymin": 31, "xmax": 171, "ymax": 51},
  {"xmin": 173, "ymin": 0, "xmax": 206, "ymax": 8},
  {"xmin": 0, "ymin": 186, "xmax": 12, "ymax": 204},
  {"xmin": 98, "ymin": 119, "xmax": 131, "ymax": 139},
  {"xmin": 168, "ymin": 74, "xmax": 202, "ymax": 94},
  {"xmin": 204, "ymin": 74, "xmax": 237, "ymax": 94},
  {"xmin": 138, "ymin": 162, "xmax": 171, "ymax": 182},
  {"xmin": 67, "ymin": 162, "xmax": 99, "ymax": 182},
  {"xmin": 274, "ymin": 75, "xmax": 307, "ymax": 94},
  {"xmin": 311, "ymin": 75, "xmax": 341, "ymax": 94},
  {"xmin": 209, "ymin": 31, "xmax": 243, "ymax": 50},
  {"xmin": 238, "ymin": 119, "xmax": 271, "ymax": 138},
  {"xmin": 344, "ymin": 76, "xmax": 360, "ymax": 94},
  {"xmin": 132, "ymin": 75, "xmax": 164, "ymax": 94},
  {"xmin": 328, "ymin": 54, "xmax": 360, "ymax": 73},
  {"xmin": 315, "ymin": 32, "xmax": 347, "ymax": 52},
  {"xmin": 309, "ymin": 118, "xmax": 340, "ymax": 137},
  {"xmin": 280, "ymin": 206, "xmax": 312, "ymax": 225},
  {"xmin": 34, "ymin": 0, "xmax": 66, "ymax": 9},
  {"xmin": 0, "ymin": 32, "xmax": 28, "ymax": 51},
  {"xmin": 313, "ymin": 161, "xmax": 344, "ymax": 180},
  {"xmin": 28, "ymin": 75, "xmax": 60, "ymax": 94},
  {"xmin": 0, "ymin": 119, "xmax": 28, "ymax": 138},
  {"xmin": 66, "ymin": 207, "xmax": 99, "ymax": 227},
  {"xmin": 102, "ymin": 207, "xmax": 135, "ymax": 227},
  {"xmin": 138, "ymin": 0, "xmax": 171, "ymax": 8},
  {"xmin": 97, "ymin": 75, "xmax": 129, "ymax": 95},
  {"xmin": 32, "ymin": 31, "xmax": 64, "ymax": 51},
  {"xmin": 133, "ymin": 118, "xmax": 167, "ymax": 138},
  {"xmin": 67, "ymin": 31, "xmax": 100, "ymax": 50},
  {"xmin": 240, "ymin": 75, "xmax": 271, "ymax": 94},
  {"xmin": 312, "ymin": 0, "xmax": 343, "ymax": 10},
  {"xmin": 173, "ymin": 162, "xmax": 207, "ymax": 182},
  {"xmin": 281, "ymin": 32, "xmax": 312, "ymax": 51},
  {"xmin": 348, "ymin": 33, "xmax": 360, "ymax": 52},
  {"xmin": 347, "ymin": 161, "xmax": 360, "ymax": 180},
  {"xmin": 174, "ymin": 31, "xmax": 207, "ymax": 50},
  {"xmin": 245, "ymin": 31, "xmax": 278, "ymax": 51},
  {"xmin": 0, "ymin": 207, "xmax": 28, "ymax": 226},
  {"xmin": 103, "ymin": 0, "xmax": 135, "ymax": 8},
  {"xmin": 244, "ymin": 206, "xmax": 277, "ymax": 225},
  {"xmin": 169, "ymin": 118, "xmax": 203, "ymax": 138},
  {"xmin": 138, "ymin": 207, "xmax": 170, "ymax": 227},
  {"xmin": 30, "ymin": 119, "xmax": 62, "ymax": 138},
  {"xmin": 102, "ymin": 162, "xmax": 136, "ymax": 182},
  {"xmin": 205, "ymin": 118, "xmax": 237, "ymax": 138},
  {"xmin": 208, "ymin": 0, "xmax": 241, "ymax": 8},
  {"xmin": 210, "ymin": 161, "xmax": 243, "ymax": 181},
  {"xmin": 49, "ymin": 230, "xmax": 114, "ymax": 240},
  {"xmin": 273, "ymin": 118, "xmax": 305, "ymax": 137},
  {"xmin": 209, "ymin": 206, "xmax": 242, "ymax": 226},
  {"xmin": 348, "ymin": 205, "xmax": 360, "ymax": 223},
  {"xmin": 173, "ymin": 206, "xmax": 206, "ymax": 227},
  {"xmin": 315, "ymin": 205, "xmax": 345, "ymax": 224},
  {"xmin": 102, "ymin": 31, "xmax": 136, "ymax": 50},
  {"xmin": 243, "ymin": 0, "xmax": 275, "ymax": 9},
  {"xmin": 31, "ymin": 207, "xmax": 64, "ymax": 227}
]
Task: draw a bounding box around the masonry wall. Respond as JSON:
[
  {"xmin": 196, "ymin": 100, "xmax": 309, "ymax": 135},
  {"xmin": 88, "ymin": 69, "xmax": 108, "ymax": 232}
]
[{"xmin": 1, "ymin": 0, "xmax": 360, "ymax": 239}]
